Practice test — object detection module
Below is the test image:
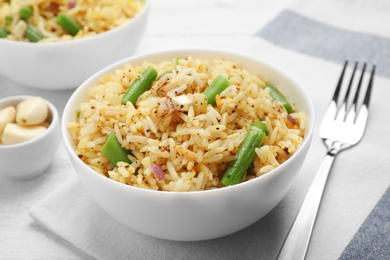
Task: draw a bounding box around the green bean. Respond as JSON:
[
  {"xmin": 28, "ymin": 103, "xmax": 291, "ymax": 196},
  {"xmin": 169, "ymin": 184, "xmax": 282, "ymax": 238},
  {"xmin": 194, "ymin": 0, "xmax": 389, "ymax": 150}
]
[
  {"xmin": 4, "ymin": 16, "xmax": 12, "ymax": 28},
  {"xmin": 265, "ymin": 83, "xmax": 293, "ymax": 113},
  {"xmin": 56, "ymin": 13, "xmax": 81, "ymax": 36},
  {"xmin": 121, "ymin": 67, "xmax": 158, "ymax": 105},
  {"xmin": 76, "ymin": 109, "xmax": 81, "ymax": 118},
  {"xmin": 176, "ymin": 57, "xmax": 187, "ymax": 65},
  {"xmin": 0, "ymin": 28, "xmax": 8, "ymax": 38},
  {"xmin": 246, "ymin": 163, "xmax": 255, "ymax": 175},
  {"xmin": 19, "ymin": 6, "xmax": 32, "ymax": 21},
  {"xmin": 221, "ymin": 129, "xmax": 266, "ymax": 186},
  {"xmin": 203, "ymin": 75, "xmax": 232, "ymax": 106},
  {"xmin": 25, "ymin": 24, "xmax": 43, "ymax": 42},
  {"xmin": 250, "ymin": 120, "xmax": 269, "ymax": 135},
  {"xmin": 156, "ymin": 70, "xmax": 172, "ymax": 81},
  {"xmin": 102, "ymin": 133, "xmax": 132, "ymax": 167}
]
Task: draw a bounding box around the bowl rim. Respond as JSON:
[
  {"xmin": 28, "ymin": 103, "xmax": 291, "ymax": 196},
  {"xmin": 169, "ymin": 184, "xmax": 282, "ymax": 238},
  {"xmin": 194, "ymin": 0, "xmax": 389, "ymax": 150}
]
[
  {"xmin": 0, "ymin": 95, "xmax": 59, "ymax": 149},
  {"xmin": 61, "ymin": 47, "xmax": 315, "ymax": 196},
  {"xmin": 0, "ymin": 0, "xmax": 149, "ymax": 47}
]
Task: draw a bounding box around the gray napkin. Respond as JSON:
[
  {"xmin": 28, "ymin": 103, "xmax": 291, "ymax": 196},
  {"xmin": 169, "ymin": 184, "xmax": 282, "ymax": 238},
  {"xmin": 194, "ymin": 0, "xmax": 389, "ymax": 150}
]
[
  {"xmin": 256, "ymin": 10, "xmax": 389, "ymax": 78},
  {"xmin": 340, "ymin": 187, "xmax": 390, "ymax": 259}
]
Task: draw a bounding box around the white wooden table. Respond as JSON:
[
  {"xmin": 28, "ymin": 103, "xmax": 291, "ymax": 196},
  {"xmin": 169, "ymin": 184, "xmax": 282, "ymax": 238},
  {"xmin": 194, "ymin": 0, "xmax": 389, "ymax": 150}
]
[{"xmin": 1, "ymin": 0, "xmax": 389, "ymax": 259}]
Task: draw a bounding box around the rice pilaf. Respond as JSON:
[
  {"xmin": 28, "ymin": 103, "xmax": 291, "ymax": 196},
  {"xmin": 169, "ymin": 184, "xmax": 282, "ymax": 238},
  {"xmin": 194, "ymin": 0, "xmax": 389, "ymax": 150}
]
[
  {"xmin": 0, "ymin": 0, "xmax": 144, "ymax": 42},
  {"xmin": 68, "ymin": 56, "xmax": 306, "ymax": 191}
]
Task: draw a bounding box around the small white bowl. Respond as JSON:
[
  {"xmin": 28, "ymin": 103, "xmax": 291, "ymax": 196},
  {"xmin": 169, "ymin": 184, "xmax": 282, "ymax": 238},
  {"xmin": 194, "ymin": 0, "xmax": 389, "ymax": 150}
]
[
  {"xmin": 0, "ymin": 0, "xmax": 150, "ymax": 90},
  {"xmin": 62, "ymin": 48, "xmax": 315, "ymax": 241},
  {"xmin": 0, "ymin": 95, "xmax": 60, "ymax": 180}
]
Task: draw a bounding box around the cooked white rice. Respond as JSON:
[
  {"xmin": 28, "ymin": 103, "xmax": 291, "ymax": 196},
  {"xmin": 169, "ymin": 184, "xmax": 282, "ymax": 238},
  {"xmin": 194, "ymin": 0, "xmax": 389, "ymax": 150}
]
[
  {"xmin": 0, "ymin": 0, "xmax": 144, "ymax": 42},
  {"xmin": 68, "ymin": 56, "xmax": 306, "ymax": 192}
]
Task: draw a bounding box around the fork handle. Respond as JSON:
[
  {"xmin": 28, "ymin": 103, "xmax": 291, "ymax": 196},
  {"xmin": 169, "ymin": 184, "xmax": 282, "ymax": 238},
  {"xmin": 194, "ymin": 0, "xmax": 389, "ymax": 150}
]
[{"xmin": 276, "ymin": 153, "xmax": 335, "ymax": 260}]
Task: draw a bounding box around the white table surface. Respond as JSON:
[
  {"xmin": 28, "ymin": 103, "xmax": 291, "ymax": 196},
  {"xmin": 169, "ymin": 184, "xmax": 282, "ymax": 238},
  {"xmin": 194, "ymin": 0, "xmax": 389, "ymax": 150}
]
[{"xmin": 1, "ymin": 0, "xmax": 389, "ymax": 259}]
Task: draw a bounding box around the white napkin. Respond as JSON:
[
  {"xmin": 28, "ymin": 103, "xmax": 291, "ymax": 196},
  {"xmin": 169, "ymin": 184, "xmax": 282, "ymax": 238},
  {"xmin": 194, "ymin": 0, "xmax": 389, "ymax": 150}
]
[
  {"xmin": 29, "ymin": 171, "xmax": 306, "ymax": 260},
  {"xmin": 30, "ymin": 175, "xmax": 158, "ymax": 260}
]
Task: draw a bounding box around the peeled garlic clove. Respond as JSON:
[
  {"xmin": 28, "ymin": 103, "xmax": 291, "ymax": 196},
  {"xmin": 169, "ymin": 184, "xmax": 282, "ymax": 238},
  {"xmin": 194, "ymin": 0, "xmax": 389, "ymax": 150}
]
[
  {"xmin": 171, "ymin": 95, "xmax": 195, "ymax": 112},
  {"xmin": 16, "ymin": 97, "xmax": 48, "ymax": 126},
  {"xmin": 11, "ymin": 20, "xmax": 28, "ymax": 39},
  {"xmin": 0, "ymin": 106, "xmax": 16, "ymax": 138},
  {"xmin": 1, "ymin": 123, "xmax": 47, "ymax": 145}
]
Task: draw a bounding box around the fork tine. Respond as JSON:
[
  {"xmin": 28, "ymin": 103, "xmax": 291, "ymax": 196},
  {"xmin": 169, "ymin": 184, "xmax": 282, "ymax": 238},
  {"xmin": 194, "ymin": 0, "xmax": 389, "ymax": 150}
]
[
  {"xmin": 342, "ymin": 61, "xmax": 358, "ymax": 106},
  {"xmin": 363, "ymin": 64, "xmax": 376, "ymax": 108},
  {"xmin": 354, "ymin": 64, "xmax": 375, "ymax": 131},
  {"xmin": 352, "ymin": 63, "xmax": 367, "ymax": 107},
  {"xmin": 322, "ymin": 61, "xmax": 348, "ymax": 123},
  {"xmin": 336, "ymin": 61, "xmax": 357, "ymax": 121},
  {"xmin": 332, "ymin": 60, "xmax": 348, "ymax": 104},
  {"xmin": 345, "ymin": 62, "xmax": 366, "ymax": 123}
]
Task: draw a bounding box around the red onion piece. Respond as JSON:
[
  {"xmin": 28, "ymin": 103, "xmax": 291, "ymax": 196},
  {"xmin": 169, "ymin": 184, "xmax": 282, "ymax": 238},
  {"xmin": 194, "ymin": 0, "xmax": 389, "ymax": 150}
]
[
  {"xmin": 287, "ymin": 115, "xmax": 296, "ymax": 125},
  {"xmin": 68, "ymin": 1, "xmax": 76, "ymax": 9},
  {"xmin": 150, "ymin": 164, "xmax": 165, "ymax": 181}
]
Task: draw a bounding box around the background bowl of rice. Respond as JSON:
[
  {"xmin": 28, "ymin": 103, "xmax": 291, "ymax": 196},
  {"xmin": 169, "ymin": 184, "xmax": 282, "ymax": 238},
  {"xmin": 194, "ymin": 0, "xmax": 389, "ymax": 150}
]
[
  {"xmin": 62, "ymin": 48, "xmax": 315, "ymax": 241},
  {"xmin": 0, "ymin": 0, "xmax": 150, "ymax": 90}
]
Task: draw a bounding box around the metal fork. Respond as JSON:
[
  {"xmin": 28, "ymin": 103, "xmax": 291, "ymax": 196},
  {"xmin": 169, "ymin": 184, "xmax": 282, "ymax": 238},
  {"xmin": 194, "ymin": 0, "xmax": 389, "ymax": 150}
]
[{"xmin": 276, "ymin": 61, "xmax": 376, "ymax": 260}]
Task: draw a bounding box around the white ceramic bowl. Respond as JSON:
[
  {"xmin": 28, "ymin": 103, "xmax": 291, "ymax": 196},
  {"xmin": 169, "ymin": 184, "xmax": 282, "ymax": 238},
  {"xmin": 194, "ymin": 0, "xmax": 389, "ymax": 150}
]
[
  {"xmin": 62, "ymin": 49, "xmax": 315, "ymax": 241},
  {"xmin": 0, "ymin": 95, "xmax": 60, "ymax": 180},
  {"xmin": 0, "ymin": 0, "xmax": 150, "ymax": 90}
]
